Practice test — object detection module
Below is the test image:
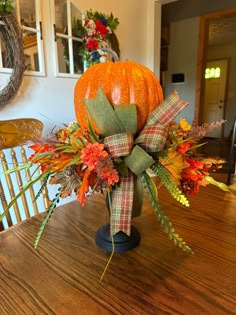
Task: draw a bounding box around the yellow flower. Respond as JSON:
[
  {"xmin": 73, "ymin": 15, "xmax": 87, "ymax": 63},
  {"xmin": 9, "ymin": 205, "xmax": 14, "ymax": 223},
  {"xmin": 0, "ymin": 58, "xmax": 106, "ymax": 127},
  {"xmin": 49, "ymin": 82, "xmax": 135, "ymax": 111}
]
[
  {"xmin": 159, "ymin": 149, "xmax": 189, "ymax": 185},
  {"xmin": 179, "ymin": 118, "xmax": 192, "ymax": 131}
]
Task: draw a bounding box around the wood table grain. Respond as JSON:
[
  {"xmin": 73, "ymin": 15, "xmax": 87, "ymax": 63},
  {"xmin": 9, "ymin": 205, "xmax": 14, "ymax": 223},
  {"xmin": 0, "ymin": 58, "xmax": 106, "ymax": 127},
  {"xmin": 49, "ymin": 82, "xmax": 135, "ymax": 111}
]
[{"xmin": 1, "ymin": 175, "xmax": 236, "ymax": 315}]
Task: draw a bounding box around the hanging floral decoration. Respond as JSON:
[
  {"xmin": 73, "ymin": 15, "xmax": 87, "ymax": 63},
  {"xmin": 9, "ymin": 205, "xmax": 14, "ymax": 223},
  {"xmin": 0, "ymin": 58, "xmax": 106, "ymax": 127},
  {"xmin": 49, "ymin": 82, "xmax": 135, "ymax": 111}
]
[
  {"xmin": 81, "ymin": 10, "xmax": 119, "ymax": 64},
  {"xmin": 62, "ymin": 9, "xmax": 119, "ymax": 72}
]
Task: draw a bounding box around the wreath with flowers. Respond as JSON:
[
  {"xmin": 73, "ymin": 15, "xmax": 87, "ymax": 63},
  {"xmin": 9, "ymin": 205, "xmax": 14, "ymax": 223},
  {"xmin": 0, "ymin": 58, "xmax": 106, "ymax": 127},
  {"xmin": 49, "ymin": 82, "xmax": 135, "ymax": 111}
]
[{"xmin": 63, "ymin": 10, "xmax": 119, "ymax": 73}]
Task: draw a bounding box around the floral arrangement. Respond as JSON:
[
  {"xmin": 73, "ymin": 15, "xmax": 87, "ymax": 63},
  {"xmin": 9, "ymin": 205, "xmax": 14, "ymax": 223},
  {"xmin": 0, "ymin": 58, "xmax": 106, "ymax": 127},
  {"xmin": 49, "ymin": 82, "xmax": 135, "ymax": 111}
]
[
  {"xmin": 63, "ymin": 10, "xmax": 119, "ymax": 71},
  {"xmin": 1, "ymin": 87, "xmax": 235, "ymax": 254}
]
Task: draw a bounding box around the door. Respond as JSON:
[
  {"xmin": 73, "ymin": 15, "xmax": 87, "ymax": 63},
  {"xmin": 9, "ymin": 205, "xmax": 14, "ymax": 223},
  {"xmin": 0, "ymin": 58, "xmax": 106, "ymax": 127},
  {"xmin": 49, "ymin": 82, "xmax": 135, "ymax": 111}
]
[{"xmin": 203, "ymin": 59, "xmax": 228, "ymax": 138}]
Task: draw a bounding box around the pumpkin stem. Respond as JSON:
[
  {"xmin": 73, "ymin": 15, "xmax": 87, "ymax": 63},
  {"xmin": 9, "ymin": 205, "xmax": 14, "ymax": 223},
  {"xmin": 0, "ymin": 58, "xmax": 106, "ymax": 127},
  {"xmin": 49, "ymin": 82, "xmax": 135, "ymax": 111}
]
[{"xmin": 100, "ymin": 48, "xmax": 119, "ymax": 62}]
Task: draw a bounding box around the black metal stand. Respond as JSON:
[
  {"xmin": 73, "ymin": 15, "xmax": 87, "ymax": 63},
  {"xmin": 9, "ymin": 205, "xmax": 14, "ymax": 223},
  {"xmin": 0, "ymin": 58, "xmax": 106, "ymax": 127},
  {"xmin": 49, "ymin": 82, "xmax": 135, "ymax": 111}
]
[{"xmin": 95, "ymin": 223, "xmax": 140, "ymax": 253}]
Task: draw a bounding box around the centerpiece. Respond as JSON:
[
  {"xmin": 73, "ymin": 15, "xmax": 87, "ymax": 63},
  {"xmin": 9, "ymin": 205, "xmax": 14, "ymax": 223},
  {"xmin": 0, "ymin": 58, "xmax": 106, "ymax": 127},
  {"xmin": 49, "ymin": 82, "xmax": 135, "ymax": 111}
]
[{"xmin": 1, "ymin": 60, "xmax": 235, "ymax": 273}]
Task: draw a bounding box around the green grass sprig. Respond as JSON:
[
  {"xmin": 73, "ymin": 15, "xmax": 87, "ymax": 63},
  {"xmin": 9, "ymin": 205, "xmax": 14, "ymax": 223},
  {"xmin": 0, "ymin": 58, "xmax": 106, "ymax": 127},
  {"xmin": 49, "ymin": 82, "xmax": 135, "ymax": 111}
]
[
  {"xmin": 34, "ymin": 187, "xmax": 62, "ymax": 249},
  {"xmin": 34, "ymin": 174, "xmax": 50, "ymax": 202},
  {"xmin": 151, "ymin": 163, "xmax": 190, "ymax": 207},
  {"xmin": 142, "ymin": 171, "xmax": 192, "ymax": 254}
]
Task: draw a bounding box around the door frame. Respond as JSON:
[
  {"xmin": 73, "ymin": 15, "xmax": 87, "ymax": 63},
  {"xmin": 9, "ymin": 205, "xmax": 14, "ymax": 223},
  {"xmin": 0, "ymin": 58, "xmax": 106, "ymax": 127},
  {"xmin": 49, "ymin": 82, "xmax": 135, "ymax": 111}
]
[{"xmin": 194, "ymin": 7, "xmax": 236, "ymax": 138}]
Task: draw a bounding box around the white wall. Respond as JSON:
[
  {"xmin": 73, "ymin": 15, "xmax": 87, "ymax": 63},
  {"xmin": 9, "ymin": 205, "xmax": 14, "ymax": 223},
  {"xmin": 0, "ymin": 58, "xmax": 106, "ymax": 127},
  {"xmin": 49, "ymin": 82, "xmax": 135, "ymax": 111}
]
[
  {"xmin": 0, "ymin": 0, "xmax": 161, "ymax": 133},
  {"xmin": 163, "ymin": 17, "xmax": 200, "ymax": 124},
  {"xmin": 0, "ymin": 0, "xmax": 162, "ymax": 209}
]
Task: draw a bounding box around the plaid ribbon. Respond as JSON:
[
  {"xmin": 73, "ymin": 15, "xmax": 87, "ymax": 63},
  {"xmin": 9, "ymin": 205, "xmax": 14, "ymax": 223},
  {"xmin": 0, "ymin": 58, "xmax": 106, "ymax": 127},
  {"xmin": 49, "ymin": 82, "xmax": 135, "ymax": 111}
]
[
  {"xmin": 104, "ymin": 89, "xmax": 189, "ymax": 236},
  {"xmin": 109, "ymin": 170, "xmax": 134, "ymax": 235},
  {"xmin": 135, "ymin": 124, "xmax": 168, "ymax": 152},
  {"xmin": 104, "ymin": 132, "xmax": 133, "ymax": 158}
]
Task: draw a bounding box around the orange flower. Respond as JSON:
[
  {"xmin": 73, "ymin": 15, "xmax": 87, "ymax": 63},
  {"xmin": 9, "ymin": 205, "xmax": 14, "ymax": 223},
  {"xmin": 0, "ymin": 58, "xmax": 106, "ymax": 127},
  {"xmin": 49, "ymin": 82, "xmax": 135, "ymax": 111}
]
[
  {"xmin": 49, "ymin": 153, "xmax": 76, "ymax": 172},
  {"xmin": 101, "ymin": 168, "xmax": 119, "ymax": 185},
  {"xmin": 177, "ymin": 141, "xmax": 193, "ymax": 155},
  {"xmin": 81, "ymin": 142, "xmax": 108, "ymax": 171},
  {"xmin": 77, "ymin": 169, "xmax": 90, "ymax": 206},
  {"xmin": 181, "ymin": 158, "xmax": 209, "ymax": 195}
]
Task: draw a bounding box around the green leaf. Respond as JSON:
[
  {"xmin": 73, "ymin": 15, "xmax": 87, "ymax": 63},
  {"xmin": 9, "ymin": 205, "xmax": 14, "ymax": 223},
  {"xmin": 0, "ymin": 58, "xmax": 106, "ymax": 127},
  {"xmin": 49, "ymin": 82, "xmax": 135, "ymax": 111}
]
[
  {"xmin": 34, "ymin": 188, "xmax": 62, "ymax": 248},
  {"xmin": 141, "ymin": 171, "xmax": 192, "ymax": 254},
  {"xmin": 68, "ymin": 137, "xmax": 84, "ymax": 149},
  {"xmin": 67, "ymin": 155, "xmax": 82, "ymax": 166},
  {"xmin": 151, "ymin": 163, "xmax": 190, "ymax": 207},
  {"xmin": 204, "ymin": 176, "xmax": 231, "ymax": 192}
]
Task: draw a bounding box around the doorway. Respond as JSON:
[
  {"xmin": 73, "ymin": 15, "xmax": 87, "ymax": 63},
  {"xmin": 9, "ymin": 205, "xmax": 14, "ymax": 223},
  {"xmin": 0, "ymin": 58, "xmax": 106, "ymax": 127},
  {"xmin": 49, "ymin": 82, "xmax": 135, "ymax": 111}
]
[
  {"xmin": 195, "ymin": 7, "xmax": 236, "ymax": 139},
  {"xmin": 203, "ymin": 59, "xmax": 228, "ymax": 138}
]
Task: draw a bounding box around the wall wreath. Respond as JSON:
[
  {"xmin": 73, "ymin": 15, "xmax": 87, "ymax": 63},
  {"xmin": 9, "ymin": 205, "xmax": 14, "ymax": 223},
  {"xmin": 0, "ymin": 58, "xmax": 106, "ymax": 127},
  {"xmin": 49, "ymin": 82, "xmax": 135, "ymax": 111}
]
[{"xmin": 0, "ymin": 9, "xmax": 25, "ymax": 110}]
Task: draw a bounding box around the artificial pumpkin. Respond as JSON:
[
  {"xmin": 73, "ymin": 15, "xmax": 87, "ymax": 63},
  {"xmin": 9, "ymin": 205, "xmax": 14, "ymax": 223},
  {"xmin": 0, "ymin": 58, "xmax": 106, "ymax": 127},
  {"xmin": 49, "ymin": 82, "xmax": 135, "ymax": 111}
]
[{"xmin": 74, "ymin": 61, "xmax": 163, "ymax": 133}]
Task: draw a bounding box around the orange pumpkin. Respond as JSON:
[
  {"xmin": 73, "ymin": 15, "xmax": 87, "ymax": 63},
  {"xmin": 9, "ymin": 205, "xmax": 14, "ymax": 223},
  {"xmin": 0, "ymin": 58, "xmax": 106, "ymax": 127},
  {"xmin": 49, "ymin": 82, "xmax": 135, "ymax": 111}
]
[{"xmin": 74, "ymin": 61, "xmax": 163, "ymax": 133}]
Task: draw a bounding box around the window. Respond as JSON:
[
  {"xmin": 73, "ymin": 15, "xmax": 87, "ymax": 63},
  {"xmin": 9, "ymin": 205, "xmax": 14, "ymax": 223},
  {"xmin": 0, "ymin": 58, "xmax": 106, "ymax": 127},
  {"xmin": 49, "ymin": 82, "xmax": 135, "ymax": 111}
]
[
  {"xmin": 0, "ymin": 0, "xmax": 45, "ymax": 76},
  {"xmin": 51, "ymin": 0, "xmax": 84, "ymax": 78},
  {"xmin": 205, "ymin": 67, "xmax": 221, "ymax": 79}
]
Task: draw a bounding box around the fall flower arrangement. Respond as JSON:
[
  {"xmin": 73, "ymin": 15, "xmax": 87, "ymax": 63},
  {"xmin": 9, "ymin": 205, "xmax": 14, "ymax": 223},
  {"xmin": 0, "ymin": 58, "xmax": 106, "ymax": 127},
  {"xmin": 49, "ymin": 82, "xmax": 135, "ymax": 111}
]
[{"xmin": 1, "ymin": 85, "xmax": 235, "ymax": 253}]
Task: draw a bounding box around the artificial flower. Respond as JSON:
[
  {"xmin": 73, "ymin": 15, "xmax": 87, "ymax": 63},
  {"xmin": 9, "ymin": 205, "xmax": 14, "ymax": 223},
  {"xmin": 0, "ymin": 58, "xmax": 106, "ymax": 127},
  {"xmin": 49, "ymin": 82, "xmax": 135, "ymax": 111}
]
[
  {"xmin": 81, "ymin": 142, "xmax": 108, "ymax": 171},
  {"xmin": 159, "ymin": 149, "xmax": 189, "ymax": 185},
  {"xmin": 179, "ymin": 118, "xmax": 192, "ymax": 131}
]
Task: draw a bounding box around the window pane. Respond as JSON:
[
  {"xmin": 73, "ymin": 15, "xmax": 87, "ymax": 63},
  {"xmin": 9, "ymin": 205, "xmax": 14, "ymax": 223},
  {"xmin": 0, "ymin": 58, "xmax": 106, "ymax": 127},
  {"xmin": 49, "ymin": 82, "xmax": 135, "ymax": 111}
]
[
  {"xmin": 23, "ymin": 31, "xmax": 39, "ymax": 71},
  {"xmin": 71, "ymin": 3, "xmax": 83, "ymax": 39},
  {"xmin": 205, "ymin": 68, "xmax": 210, "ymax": 79},
  {"xmin": 215, "ymin": 67, "xmax": 221, "ymax": 78},
  {"xmin": 20, "ymin": 0, "xmax": 36, "ymax": 29},
  {"xmin": 73, "ymin": 39, "xmax": 83, "ymax": 74},
  {"xmin": 57, "ymin": 36, "xmax": 69, "ymax": 73},
  {"xmin": 55, "ymin": 0, "xmax": 68, "ymax": 35},
  {"xmin": 210, "ymin": 68, "xmax": 215, "ymax": 78}
]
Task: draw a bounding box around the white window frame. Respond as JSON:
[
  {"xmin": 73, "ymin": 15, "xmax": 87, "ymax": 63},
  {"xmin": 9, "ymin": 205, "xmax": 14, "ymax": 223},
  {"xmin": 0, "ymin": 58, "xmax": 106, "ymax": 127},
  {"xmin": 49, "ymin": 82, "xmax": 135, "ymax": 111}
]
[
  {"xmin": 50, "ymin": 0, "xmax": 84, "ymax": 78},
  {"xmin": 0, "ymin": 0, "xmax": 46, "ymax": 77}
]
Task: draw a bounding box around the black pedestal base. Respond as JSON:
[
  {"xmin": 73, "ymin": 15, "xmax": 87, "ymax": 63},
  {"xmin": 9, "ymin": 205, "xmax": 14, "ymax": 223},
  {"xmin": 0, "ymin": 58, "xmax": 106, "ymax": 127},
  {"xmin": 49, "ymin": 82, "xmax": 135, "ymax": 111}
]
[{"xmin": 95, "ymin": 223, "xmax": 141, "ymax": 253}]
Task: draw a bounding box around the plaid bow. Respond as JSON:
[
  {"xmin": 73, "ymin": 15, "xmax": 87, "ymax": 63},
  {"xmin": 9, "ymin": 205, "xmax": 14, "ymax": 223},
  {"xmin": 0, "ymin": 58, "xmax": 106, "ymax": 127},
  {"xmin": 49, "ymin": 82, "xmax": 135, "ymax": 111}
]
[{"xmin": 83, "ymin": 88, "xmax": 189, "ymax": 236}]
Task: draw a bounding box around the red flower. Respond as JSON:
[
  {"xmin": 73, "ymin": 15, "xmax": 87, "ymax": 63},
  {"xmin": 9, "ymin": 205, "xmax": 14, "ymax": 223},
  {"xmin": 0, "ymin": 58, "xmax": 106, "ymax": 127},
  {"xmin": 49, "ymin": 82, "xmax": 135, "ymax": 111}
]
[
  {"xmin": 181, "ymin": 158, "xmax": 209, "ymax": 195},
  {"xmin": 28, "ymin": 144, "xmax": 56, "ymax": 172},
  {"xmin": 95, "ymin": 20, "xmax": 108, "ymax": 36},
  {"xmin": 182, "ymin": 158, "xmax": 204, "ymax": 181},
  {"xmin": 28, "ymin": 144, "xmax": 56, "ymax": 161},
  {"xmin": 177, "ymin": 142, "xmax": 192, "ymax": 155},
  {"xmin": 85, "ymin": 38, "xmax": 99, "ymax": 51},
  {"xmin": 101, "ymin": 168, "xmax": 119, "ymax": 185},
  {"xmin": 81, "ymin": 142, "xmax": 108, "ymax": 171}
]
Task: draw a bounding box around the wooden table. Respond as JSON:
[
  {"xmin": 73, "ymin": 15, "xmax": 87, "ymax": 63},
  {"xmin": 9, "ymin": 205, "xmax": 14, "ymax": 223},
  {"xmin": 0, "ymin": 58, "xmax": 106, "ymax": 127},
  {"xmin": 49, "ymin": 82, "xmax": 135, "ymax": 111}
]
[{"xmin": 1, "ymin": 176, "xmax": 236, "ymax": 314}]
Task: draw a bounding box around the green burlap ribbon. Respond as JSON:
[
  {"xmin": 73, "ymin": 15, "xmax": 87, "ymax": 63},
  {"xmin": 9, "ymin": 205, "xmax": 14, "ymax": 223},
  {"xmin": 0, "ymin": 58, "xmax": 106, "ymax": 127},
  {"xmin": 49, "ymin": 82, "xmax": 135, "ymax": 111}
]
[{"xmin": 83, "ymin": 87, "xmax": 189, "ymax": 235}]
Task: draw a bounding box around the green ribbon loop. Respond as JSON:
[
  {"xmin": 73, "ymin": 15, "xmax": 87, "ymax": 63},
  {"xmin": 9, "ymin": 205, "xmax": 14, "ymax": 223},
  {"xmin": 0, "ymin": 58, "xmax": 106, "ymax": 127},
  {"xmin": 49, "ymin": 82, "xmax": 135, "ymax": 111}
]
[
  {"xmin": 83, "ymin": 86, "xmax": 137, "ymax": 136},
  {"xmin": 124, "ymin": 145, "xmax": 155, "ymax": 176}
]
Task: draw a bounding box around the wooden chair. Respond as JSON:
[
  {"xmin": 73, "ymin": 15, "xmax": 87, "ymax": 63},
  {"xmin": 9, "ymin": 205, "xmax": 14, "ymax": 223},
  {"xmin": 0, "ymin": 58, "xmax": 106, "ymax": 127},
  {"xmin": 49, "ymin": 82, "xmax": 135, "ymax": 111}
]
[
  {"xmin": 226, "ymin": 118, "xmax": 236, "ymax": 185},
  {"xmin": 0, "ymin": 118, "xmax": 51, "ymax": 230}
]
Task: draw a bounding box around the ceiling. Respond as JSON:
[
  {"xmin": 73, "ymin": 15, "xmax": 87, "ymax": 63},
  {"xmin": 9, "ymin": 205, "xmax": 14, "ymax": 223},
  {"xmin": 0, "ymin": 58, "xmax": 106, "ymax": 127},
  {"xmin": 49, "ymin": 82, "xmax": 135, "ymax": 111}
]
[{"xmin": 208, "ymin": 16, "xmax": 236, "ymax": 46}]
